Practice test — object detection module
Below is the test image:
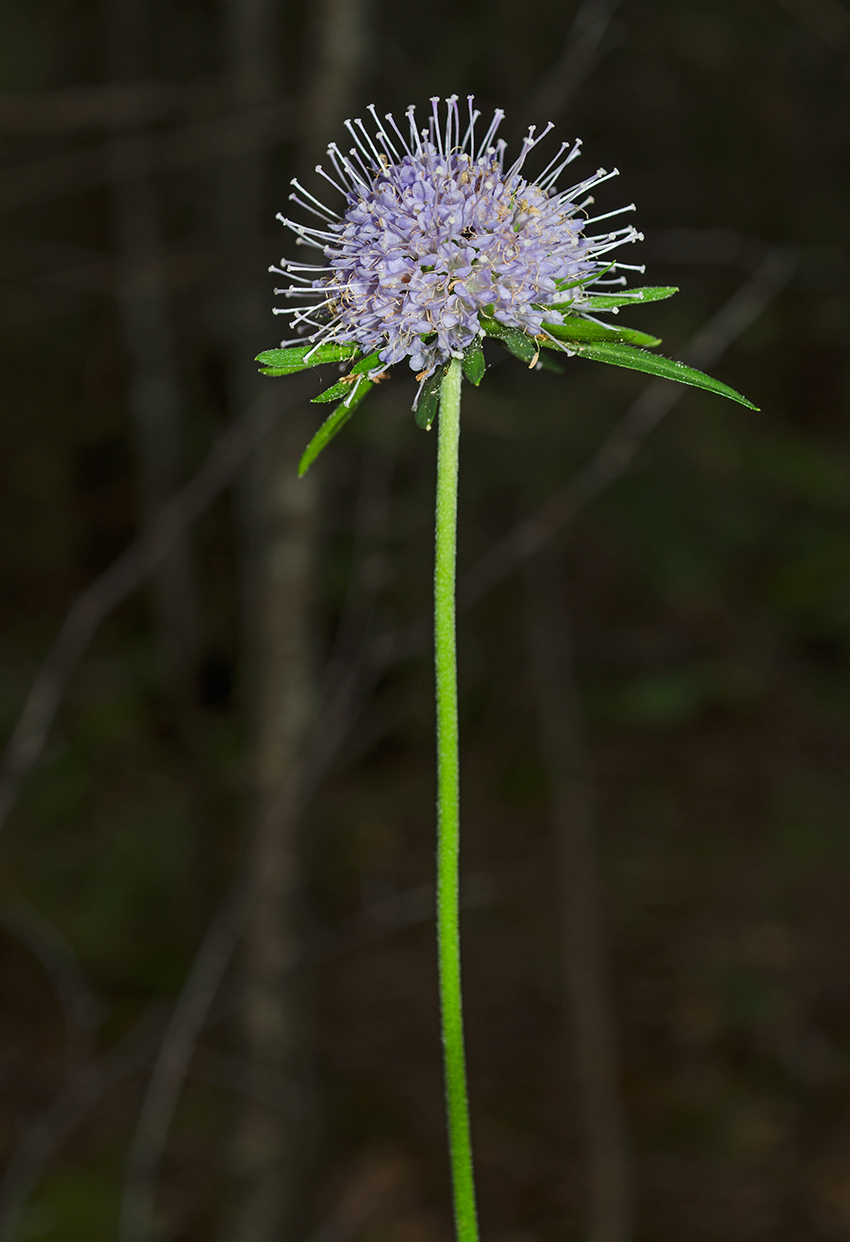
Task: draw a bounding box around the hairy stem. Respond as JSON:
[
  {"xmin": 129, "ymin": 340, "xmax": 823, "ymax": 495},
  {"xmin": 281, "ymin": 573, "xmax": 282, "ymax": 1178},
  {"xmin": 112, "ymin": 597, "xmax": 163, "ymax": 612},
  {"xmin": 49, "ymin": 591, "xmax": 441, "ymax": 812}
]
[{"xmin": 434, "ymin": 357, "xmax": 479, "ymax": 1242}]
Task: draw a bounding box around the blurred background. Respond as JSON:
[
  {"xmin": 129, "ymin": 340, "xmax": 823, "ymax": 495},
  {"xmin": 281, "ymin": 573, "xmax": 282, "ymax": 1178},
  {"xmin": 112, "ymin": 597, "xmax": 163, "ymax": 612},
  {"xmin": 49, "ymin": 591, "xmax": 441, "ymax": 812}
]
[{"xmin": 0, "ymin": 1, "xmax": 848, "ymax": 1240}]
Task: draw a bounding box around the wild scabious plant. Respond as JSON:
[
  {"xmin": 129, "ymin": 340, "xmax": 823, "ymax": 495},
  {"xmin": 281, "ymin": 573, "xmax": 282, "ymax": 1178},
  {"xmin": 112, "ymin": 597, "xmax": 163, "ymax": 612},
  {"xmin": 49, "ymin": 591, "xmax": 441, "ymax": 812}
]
[{"xmin": 258, "ymin": 95, "xmax": 756, "ymax": 1242}]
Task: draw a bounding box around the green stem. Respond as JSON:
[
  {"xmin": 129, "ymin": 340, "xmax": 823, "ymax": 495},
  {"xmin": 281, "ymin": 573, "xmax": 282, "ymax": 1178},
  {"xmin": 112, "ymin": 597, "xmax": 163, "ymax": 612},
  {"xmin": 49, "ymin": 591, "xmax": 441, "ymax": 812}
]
[{"xmin": 434, "ymin": 356, "xmax": 479, "ymax": 1242}]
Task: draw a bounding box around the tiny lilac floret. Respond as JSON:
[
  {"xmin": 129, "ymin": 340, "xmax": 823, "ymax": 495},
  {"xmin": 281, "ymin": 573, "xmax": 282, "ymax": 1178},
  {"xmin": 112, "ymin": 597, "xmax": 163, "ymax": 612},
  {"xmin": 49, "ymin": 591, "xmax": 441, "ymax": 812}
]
[{"xmin": 272, "ymin": 96, "xmax": 643, "ymax": 394}]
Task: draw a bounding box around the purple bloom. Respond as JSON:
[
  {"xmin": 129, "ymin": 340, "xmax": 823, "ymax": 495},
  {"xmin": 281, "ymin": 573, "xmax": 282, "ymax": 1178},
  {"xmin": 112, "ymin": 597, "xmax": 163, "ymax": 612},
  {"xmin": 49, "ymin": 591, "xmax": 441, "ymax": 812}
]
[{"xmin": 272, "ymin": 96, "xmax": 643, "ymax": 391}]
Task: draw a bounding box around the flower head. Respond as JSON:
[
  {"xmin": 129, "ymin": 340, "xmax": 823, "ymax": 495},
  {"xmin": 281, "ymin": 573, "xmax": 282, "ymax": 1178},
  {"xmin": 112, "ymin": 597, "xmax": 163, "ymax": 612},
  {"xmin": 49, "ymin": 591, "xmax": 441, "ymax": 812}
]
[{"xmin": 272, "ymin": 96, "xmax": 643, "ymax": 392}]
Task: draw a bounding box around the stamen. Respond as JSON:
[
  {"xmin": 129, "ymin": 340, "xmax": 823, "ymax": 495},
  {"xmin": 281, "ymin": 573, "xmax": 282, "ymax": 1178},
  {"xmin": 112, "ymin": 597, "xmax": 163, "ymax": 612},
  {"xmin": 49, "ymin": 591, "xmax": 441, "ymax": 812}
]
[
  {"xmin": 476, "ymin": 107, "xmax": 505, "ymax": 161},
  {"xmin": 315, "ymin": 163, "xmax": 349, "ymax": 198},
  {"xmin": 444, "ymin": 94, "xmax": 459, "ymax": 155},
  {"xmin": 461, "ymin": 96, "xmax": 479, "ymax": 155},
  {"xmin": 354, "ymin": 117, "xmax": 384, "ymax": 165},
  {"xmin": 538, "ymin": 139, "xmax": 583, "ymax": 190},
  {"xmin": 344, "ymin": 118, "xmax": 377, "ymax": 169},
  {"xmin": 405, "ymin": 105, "xmax": 423, "ymax": 155},
  {"xmin": 289, "ymin": 190, "xmax": 339, "ymax": 224},
  {"xmin": 327, "ymin": 144, "xmax": 367, "ymax": 190},
  {"xmin": 368, "ymin": 104, "xmax": 401, "ymax": 161},
  {"xmin": 386, "ymin": 109, "xmax": 413, "ymax": 156}
]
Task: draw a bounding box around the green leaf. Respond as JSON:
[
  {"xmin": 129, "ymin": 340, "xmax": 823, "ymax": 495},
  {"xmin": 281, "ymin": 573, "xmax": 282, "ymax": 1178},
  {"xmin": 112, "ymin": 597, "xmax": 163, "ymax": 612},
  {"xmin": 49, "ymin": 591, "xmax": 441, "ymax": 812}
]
[
  {"xmin": 311, "ymin": 379, "xmax": 352, "ymax": 404},
  {"xmin": 554, "ymin": 263, "xmax": 616, "ymax": 293},
  {"xmin": 553, "ymin": 340, "xmax": 758, "ymax": 409},
  {"xmin": 298, "ymin": 377, "xmax": 374, "ymax": 476},
  {"xmin": 350, "ymin": 350, "xmax": 383, "ymax": 375},
  {"xmin": 310, "ymin": 351, "xmax": 385, "ymax": 404},
  {"xmin": 415, "ymin": 364, "xmax": 447, "ymax": 431},
  {"xmin": 545, "ymin": 316, "xmax": 661, "ymax": 348},
  {"xmin": 555, "ymin": 286, "xmax": 679, "ymax": 313},
  {"xmin": 256, "ymin": 341, "xmax": 361, "ymax": 376},
  {"xmin": 479, "ymin": 315, "xmax": 536, "ymax": 364},
  {"xmin": 462, "ymin": 340, "xmax": 486, "ymax": 386}
]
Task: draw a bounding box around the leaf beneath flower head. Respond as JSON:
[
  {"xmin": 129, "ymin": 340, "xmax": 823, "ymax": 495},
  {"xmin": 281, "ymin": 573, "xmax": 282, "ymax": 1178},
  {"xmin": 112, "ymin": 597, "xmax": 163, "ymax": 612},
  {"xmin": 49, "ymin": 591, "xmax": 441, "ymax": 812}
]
[
  {"xmin": 478, "ymin": 315, "xmax": 537, "ymax": 364},
  {"xmin": 550, "ymin": 339, "xmax": 758, "ymax": 409},
  {"xmin": 256, "ymin": 341, "xmax": 361, "ymax": 376},
  {"xmin": 311, "ymin": 351, "xmax": 384, "ymax": 403},
  {"xmin": 558, "ymin": 286, "xmax": 679, "ymax": 313},
  {"xmin": 298, "ymin": 377, "xmax": 374, "ymax": 476},
  {"xmin": 545, "ymin": 317, "xmax": 661, "ymax": 348},
  {"xmin": 462, "ymin": 340, "xmax": 486, "ymax": 386},
  {"xmin": 415, "ymin": 364, "xmax": 447, "ymax": 431}
]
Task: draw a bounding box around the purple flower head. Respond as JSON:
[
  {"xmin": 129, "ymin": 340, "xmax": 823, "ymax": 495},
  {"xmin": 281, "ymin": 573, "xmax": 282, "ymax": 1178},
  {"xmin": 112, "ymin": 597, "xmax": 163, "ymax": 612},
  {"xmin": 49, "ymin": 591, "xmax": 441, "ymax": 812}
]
[{"xmin": 272, "ymin": 96, "xmax": 643, "ymax": 392}]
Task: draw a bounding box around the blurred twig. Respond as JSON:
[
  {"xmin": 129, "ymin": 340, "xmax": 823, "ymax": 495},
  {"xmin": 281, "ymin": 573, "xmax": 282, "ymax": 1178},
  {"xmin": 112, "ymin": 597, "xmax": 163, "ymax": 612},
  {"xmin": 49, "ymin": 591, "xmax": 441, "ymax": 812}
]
[
  {"xmin": 524, "ymin": 554, "xmax": 632, "ymax": 1242},
  {"xmin": 0, "ymin": 865, "xmax": 497, "ymax": 1242},
  {"xmin": 525, "ymin": 0, "xmax": 624, "ymax": 123},
  {"xmin": 0, "ymin": 377, "xmax": 309, "ymax": 841},
  {"xmin": 0, "ymin": 1006, "xmax": 166, "ymax": 1242},
  {"xmin": 118, "ymin": 886, "xmax": 246, "ymax": 1242},
  {"xmin": 0, "ymin": 900, "xmax": 106, "ymax": 1078}
]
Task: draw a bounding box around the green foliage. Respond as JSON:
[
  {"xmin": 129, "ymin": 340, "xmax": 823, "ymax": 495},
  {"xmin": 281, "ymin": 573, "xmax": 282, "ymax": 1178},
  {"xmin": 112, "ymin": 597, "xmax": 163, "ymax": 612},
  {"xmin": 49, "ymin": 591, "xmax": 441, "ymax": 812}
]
[
  {"xmin": 552, "ymin": 340, "xmax": 758, "ymax": 409},
  {"xmin": 255, "ymin": 341, "xmax": 361, "ymax": 376},
  {"xmin": 544, "ymin": 316, "xmax": 662, "ymax": 348},
  {"xmin": 311, "ymin": 352, "xmax": 384, "ymax": 403},
  {"xmin": 462, "ymin": 340, "xmax": 486, "ymax": 386},
  {"xmin": 565, "ymin": 286, "xmax": 679, "ymax": 311},
  {"xmin": 478, "ymin": 315, "xmax": 537, "ymax": 364},
  {"xmin": 415, "ymin": 364, "xmax": 447, "ymax": 430},
  {"xmin": 298, "ymin": 377, "xmax": 374, "ymax": 475}
]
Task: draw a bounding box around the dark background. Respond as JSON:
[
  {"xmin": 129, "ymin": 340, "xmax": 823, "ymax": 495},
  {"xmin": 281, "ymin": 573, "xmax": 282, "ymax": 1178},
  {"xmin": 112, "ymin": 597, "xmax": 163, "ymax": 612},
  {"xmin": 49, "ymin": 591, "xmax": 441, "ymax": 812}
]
[{"xmin": 0, "ymin": 2, "xmax": 849, "ymax": 1240}]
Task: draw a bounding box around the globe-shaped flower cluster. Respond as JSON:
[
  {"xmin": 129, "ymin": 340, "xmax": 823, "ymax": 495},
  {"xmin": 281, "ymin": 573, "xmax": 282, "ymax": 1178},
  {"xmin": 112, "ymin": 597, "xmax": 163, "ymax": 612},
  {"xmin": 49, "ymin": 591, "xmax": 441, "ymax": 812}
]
[{"xmin": 272, "ymin": 96, "xmax": 642, "ymax": 391}]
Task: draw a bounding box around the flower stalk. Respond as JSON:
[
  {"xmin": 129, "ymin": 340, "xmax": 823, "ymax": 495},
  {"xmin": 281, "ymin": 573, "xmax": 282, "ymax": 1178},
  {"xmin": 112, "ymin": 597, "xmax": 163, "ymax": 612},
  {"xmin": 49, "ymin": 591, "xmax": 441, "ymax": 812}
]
[
  {"xmin": 434, "ymin": 357, "xmax": 479, "ymax": 1242},
  {"xmin": 258, "ymin": 96, "xmax": 759, "ymax": 1242}
]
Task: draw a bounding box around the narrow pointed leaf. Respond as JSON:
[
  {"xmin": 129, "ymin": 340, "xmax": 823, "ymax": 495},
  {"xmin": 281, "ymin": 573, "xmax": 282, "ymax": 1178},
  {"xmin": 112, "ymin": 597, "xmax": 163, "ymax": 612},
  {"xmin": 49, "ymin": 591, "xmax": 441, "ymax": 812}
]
[
  {"xmin": 557, "ymin": 340, "xmax": 757, "ymax": 408},
  {"xmin": 479, "ymin": 315, "xmax": 536, "ymax": 364},
  {"xmin": 311, "ymin": 379, "xmax": 352, "ymax": 404},
  {"xmin": 554, "ymin": 262, "xmax": 616, "ymax": 293},
  {"xmin": 415, "ymin": 364, "xmax": 447, "ymax": 430},
  {"xmin": 298, "ymin": 378, "xmax": 374, "ymax": 476},
  {"xmin": 257, "ymin": 341, "xmax": 360, "ymax": 376},
  {"xmin": 545, "ymin": 317, "xmax": 661, "ymax": 348},
  {"xmin": 462, "ymin": 340, "xmax": 486, "ymax": 386},
  {"xmin": 350, "ymin": 351, "xmax": 384, "ymax": 375},
  {"xmin": 310, "ymin": 351, "xmax": 385, "ymax": 404},
  {"xmin": 552, "ymin": 286, "xmax": 678, "ymax": 313}
]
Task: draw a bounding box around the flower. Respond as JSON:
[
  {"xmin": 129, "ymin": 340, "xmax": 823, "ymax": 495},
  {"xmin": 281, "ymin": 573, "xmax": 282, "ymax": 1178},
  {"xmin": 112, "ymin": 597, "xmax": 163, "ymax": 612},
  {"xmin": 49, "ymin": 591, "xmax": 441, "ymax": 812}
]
[{"xmin": 271, "ymin": 95, "xmax": 643, "ymax": 397}]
